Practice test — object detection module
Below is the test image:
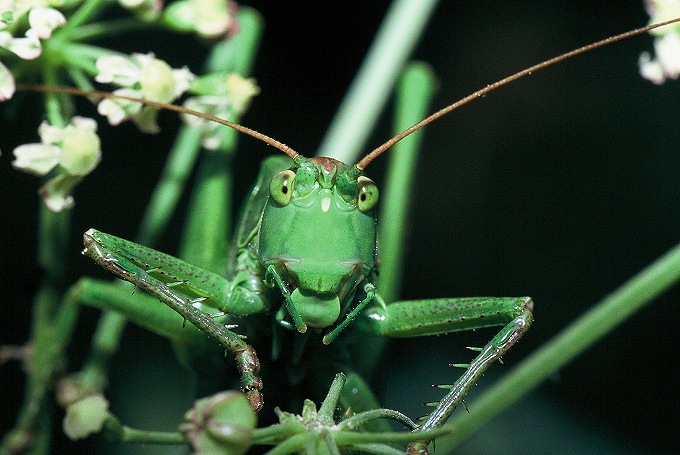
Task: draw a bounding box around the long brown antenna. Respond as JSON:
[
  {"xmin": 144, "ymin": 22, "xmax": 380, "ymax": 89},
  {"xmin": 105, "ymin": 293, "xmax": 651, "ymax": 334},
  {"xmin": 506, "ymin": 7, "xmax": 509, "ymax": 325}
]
[
  {"xmin": 356, "ymin": 18, "xmax": 680, "ymax": 170},
  {"xmin": 14, "ymin": 83, "xmax": 300, "ymax": 161}
]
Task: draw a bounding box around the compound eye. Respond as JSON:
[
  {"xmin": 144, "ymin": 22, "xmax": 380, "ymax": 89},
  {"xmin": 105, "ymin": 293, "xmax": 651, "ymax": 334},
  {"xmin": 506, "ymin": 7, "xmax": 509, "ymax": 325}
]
[
  {"xmin": 357, "ymin": 176, "xmax": 378, "ymax": 212},
  {"xmin": 270, "ymin": 170, "xmax": 296, "ymax": 206}
]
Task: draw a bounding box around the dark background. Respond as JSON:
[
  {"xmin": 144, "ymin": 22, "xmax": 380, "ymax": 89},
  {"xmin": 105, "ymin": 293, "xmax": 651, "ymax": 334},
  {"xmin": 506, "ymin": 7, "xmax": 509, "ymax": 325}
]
[{"xmin": 2, "ymin": 1, "xmax": 679, "ymax": 454}]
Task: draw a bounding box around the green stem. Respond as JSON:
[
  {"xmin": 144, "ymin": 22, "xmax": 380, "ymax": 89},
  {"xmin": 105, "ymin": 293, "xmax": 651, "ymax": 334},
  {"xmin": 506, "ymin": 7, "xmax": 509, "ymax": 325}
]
[
  {"xmin": 41, "ymin": 64, "xmax": 67, "ymax": 128},
  {"xmin": 76, "ymin": 310, "xmax": 126, "ymax": 392},
  {"xmin": 135, "ymin": 126, "xmax": 204, "ymax": 246},
  {"xmin": 0, "ymin": 203, "xmax": 75, "ymax": 454},
  {"xmin": 316, "ymin": 0, "xmax": 440, "ymax": 163},
  {"xmin": 102, "ymin": 415, "xmax": 185, "ymax": 444},
  {"xmin": 59, "ymin": 0, "xmax": 115, "ymax": 35},
  {"xmin": 378, "ymin": 62, "xmax": 436, "ymax": 304},
  {"xmin": 67, "ymin": 18, "xmax": 160, "ymax": 42},
  {"xmin": 253, "ymin": 421, "xmax": 302, "ymax": 445},
  {"xmin": 439, "ymin": 241, "xmax": 680, "ymax": 451},
  {"xmin": 58, "ymin": 42, "xmax": 116, "ymax": 76}
]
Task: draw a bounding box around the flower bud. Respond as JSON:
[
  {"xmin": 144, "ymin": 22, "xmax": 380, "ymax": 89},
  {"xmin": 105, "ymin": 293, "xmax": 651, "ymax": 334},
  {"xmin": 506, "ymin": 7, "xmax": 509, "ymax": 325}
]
[{"xmin": 181, "ymin": 391, "xmax": 256, "ymax": 455}]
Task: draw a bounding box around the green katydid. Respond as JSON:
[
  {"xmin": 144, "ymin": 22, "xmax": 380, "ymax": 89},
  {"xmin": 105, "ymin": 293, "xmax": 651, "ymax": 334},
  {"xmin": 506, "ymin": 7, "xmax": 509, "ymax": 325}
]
[
  {"xmin": 7, "ymin": 3, "xmax": 679, "ymax": 451},
  {"xmin": 20, "ymin": 15, "xmax": 670, "ymax": 454}
]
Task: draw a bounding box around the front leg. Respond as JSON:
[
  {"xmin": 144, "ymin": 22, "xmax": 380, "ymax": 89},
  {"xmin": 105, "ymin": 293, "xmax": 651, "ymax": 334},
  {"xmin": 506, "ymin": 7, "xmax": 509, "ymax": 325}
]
[
  {"xmin": 83, "ymin": 228, "xmax": 266, "ymax": 411},
  {"xmin": 359, "ymin": 296, "xmax": 534, "ymax": 453}
]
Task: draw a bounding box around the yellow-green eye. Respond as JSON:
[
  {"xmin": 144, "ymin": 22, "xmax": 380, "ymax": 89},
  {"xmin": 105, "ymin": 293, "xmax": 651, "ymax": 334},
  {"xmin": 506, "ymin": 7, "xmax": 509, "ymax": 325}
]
[
  {"xmin": 357, "ymin": 176, "xmax": 378, "ymax": 212},
  {"xmin": 270, "ymin": 170, "xmax": 296, "ymax": 206}
]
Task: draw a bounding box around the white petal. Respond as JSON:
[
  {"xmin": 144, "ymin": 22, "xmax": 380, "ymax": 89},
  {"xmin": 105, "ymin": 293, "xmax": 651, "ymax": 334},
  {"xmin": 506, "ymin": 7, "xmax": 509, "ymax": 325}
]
[
  {"xmin": 655, "ymin": 30, "xmax": 680, "ymax": 80},
  {"xmin": 0, "ymin": 60, "xmax": 15, "ymax": 100},
  {"xmin": 70, "ymin": 116, "xmax": 98, "ymax": 132},
  {"xmin": 119, "ymin": 0, "xmax": 145, "ymax": 8},
  {"xmin": 12, "ymin": 143, "xmax": 61, "ymax": 175},
  {"xmin": 95, "ymin": 54, "xmax": 140, "ymax": 86},
  {"xmin": 5, "ymin": 30, "xmax": 41, "ymax": 59},
  {"xmin": 38, "ymin": 121, "xmax": 64, "ymax": 145},
  {"xmin": 171, "ymin": 66, "xmax": 195, "ymax": 98},
  {"xmin": 639, "ymin": 52, "xmax": 666, "ymax": 84},
  {"xmin": 60, "ymin": 121, "xmax": 101, "ymax": 175},
  {"xmin": 0, "ymin": 31, "xmax": 13, "ymax": 48},
  {"xmin": 226, "ymin": 74, "xmax": 260, "ymax": 114},
  {"xmin": 97, "ymin": 88, "xmax": 143, "ymax": 125},
  {"xmin": 39, "ymin": 173, "xmax": 80, "ymax": 212},
  {"xmin": 28, "ymin": 7, "xmax": 66, "ymax": 39}
]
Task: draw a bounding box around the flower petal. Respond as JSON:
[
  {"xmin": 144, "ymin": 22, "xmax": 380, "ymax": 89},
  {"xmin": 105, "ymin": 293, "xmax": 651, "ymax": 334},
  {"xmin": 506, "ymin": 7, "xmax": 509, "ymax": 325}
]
[
  {"xmin": 97, "ymin": 88, "xmax": 143, "ymax": 125},
  {"xmin": 60, "ymin": 121, "xmax": 101, "ymax": 176},
  {"xmin": 654, "ymin": 30, "xmax": 680, "ymax": 80},
  {"xmin": 95, "ymin": 55, "xmax": 141, "ymax": 86},
  {"xmin": 63, "ymin": 395, "xmax": 110, "ymax": 440},
  {"xmin": 38, "ymin": 121, "xmax": 64, "ymax": 145},
  {"xmin": 226, "ymin": 74, "xmax": 260, "ymax": 114},
  {"xmin": 28, "ymin": 7, "xmax": 66, "ymax": 39},
  {"xmin": 5, "ymin": 29, "xmax": 41, "ymax": 59},
  {"xmin": 0, "ymin": 59, "xmax": 15, "ymax": 100},
  {"xmin": 12, "ymin": 143, "xmax": 61, "ymax": 175},
  {"xmin": 39, "ymin": 173, "xmax": 82, "ymax": 212}
]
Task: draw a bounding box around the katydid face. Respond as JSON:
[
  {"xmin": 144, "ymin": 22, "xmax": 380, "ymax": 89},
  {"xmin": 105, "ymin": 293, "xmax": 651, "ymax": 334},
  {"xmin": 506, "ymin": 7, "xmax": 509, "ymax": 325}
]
[{"xmin": 258, "ymin": 157, "xmax": 378, "ymax": 329}]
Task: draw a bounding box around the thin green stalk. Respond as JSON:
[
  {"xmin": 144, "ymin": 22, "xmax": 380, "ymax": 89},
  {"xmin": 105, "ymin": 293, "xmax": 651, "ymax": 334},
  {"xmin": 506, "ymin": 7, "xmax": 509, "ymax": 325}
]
[
  {"xmin": 117, "ymin": 428, "xmax": 184, "ymax": 444},
  {"xmin": 316, "ymin": 0, "xmax": 440, "ymax": 163},
  {"xmin": 67, "ymin": 18, "xmax": 158, "ymax": 42},
  {"xmin": 137, "ymin": 7, "xmax": 262, "ymax": 248},
  {"xmin": 135, "ymin": 126, "xmax": 204, "ymax": 246},
  {"xmin": 438, "ymin": 240, "xmax": 680, "ymax": 451},
  {"xmin": 57, "ymin": 42, "xmax": 115, "ymax": 76},
  {"xmin": 58, "ymin": 0, "xmax": 114, "ymax": 35},
  {"xmin": 42, "ymin": 64, "xmax": 67, "ymax": 128},
  {"xmin": 378, "ymin": 62, "xmax": 436, "ymax": 304},
  {"xmin": 0, "ymin": 202, "xmax": 75, "ymax": 455}
]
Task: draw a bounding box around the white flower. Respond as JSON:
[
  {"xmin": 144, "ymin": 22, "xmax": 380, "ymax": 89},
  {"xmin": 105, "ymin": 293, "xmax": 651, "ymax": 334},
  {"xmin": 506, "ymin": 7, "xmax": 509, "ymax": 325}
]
[
  {"xmin": 0, "ymin": 28, "xmax": 41, "ymax": 59},
  {"xmin": 0, "ymin": 59, "xmax": 15, "ymax": 100},
  {"xmin": 182, "ymin": 74, "xmax": 259, "ymax": 150},
  {"xmin": 63, "ymin": 395, "xmax": 109, "ymax": 440},
  {"xmin": 163, "ymin": 0, "xmax": 238, "ymax": 39},
  {"xmin": 95, "ymin": 53, "xmax": 194, "ymax": 132},
  {"xmin": 117, "ymin": 0, "xmax": 162, "ymax": 22},
  {"xmin": 0, "ymin": 4, "xmax": 65, "ymax": 61},
  {"xmin": 639, "ymin": 0, "xmax": 680, "ymax": 84},
  {"xmin": 28, "ymin": 6, "xmax": 66, "ymax": 39},
  {"xmin": 12, "ymin": 117, "xmax": 102, "ymax": 212}
]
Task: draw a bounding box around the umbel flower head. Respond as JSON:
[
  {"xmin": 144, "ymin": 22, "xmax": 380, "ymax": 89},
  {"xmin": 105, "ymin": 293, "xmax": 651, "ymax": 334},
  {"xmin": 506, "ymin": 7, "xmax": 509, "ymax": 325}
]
[
  {"xmin": 639, "ymin": 0, "xmax": 680, "ymax": 84},
  {"xmin": 95, "ymin": 53, "xmax": 194, "ymax": 132},
  {"xmin": 12, "ymin": 117, "xmax": 102, "ymax": 212},
  {"xmin": 182, "ymin": 73, "xmax": 260, "ymax": 150},
  {"xmin": 0, "ymin": 3, "xmax": 66, "ymax": 100}
]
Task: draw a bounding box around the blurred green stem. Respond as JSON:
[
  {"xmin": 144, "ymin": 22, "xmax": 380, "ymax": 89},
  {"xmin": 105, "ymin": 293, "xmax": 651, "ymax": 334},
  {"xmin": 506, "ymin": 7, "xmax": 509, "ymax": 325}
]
[
  {"xmin": 316, "ymin": 0, "xmax": 440, "ymax": 163},
  {"xmin": 1, "ymin": 204, "xmax": 80, "ymax": 455}
]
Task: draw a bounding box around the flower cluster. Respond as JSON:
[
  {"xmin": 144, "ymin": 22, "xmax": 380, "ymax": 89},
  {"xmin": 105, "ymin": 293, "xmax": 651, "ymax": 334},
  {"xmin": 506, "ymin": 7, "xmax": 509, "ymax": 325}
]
[
  {"xmin": 163, "ymin": 0, "xmax": 239, "ymax": 39},
  {"xmin": 1, "ymin": 0, "xmax": 253, "ymax": 212},
  {"xmin": 183, "ymin": 73, "xmax": 260, "ymax": 150},
  {"xmin": 95, "ymin": 53, "xmax": 195, "ymax": 133},
  {"xmin": 0, "ymin": 1, "xmax": 66, "ymax": 100},
  {"xmin": 12, "ymin": 117, "xmax": 102, "ymax": 211},
  {"xmin": 639, "ymin": 0, "xmax": 680, "ymax": 84}
]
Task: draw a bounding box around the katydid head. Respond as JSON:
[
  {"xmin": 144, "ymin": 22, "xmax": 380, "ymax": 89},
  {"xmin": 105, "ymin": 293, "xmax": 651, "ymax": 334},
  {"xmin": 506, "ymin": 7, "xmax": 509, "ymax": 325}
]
[{"xmin": 259, "ymin": 156, "xmax": 378, "ymax": 331}]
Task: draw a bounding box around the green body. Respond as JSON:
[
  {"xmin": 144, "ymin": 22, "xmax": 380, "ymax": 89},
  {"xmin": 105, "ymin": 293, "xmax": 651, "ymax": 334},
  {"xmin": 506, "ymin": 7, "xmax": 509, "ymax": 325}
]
[
  {"xmin": 67, "ymin": 12, "xmax": 535, "ymax": 451},
  {"xmin": 82, "ymin": 152, "xmax": 534, "ymax": 452},
  {"xmin": 235, "ymin": 156, "xmax": 377, "ymax": 332}
]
